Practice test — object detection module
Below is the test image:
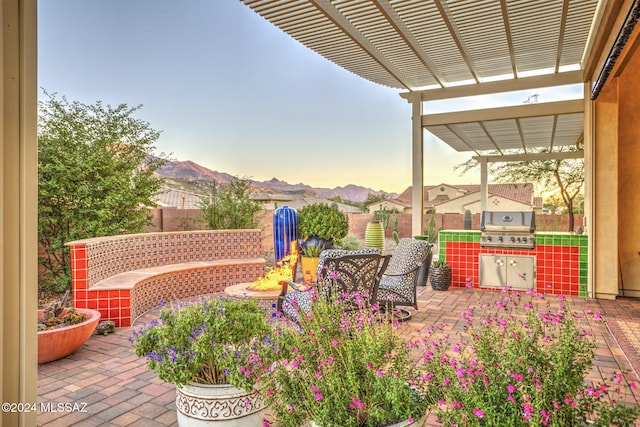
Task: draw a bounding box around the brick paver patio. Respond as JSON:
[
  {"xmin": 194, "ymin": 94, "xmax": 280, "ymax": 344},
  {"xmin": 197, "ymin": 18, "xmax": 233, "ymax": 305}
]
[{"xmin": 38, "ymin": 286, "xmax": 640, "ymax": 426}]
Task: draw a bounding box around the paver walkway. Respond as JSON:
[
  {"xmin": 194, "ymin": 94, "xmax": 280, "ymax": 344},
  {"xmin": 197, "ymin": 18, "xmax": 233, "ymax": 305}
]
[{"xmin": 38, "ymin": 287, "xmax": 640, "ymax": 426}]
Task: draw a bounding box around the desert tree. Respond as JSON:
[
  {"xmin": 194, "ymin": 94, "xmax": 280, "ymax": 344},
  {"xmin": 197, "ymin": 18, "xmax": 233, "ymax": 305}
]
[
  {"xmin": 198, "ymin": 177, "xmax": 264, "ymax": 230},
  {"xmin": 456, "ymin": 146, "xmax": 584, "ymax": 231},
  {"xmin": 38, "ymin": 91, "xmax": 168, "ymax": 292}
]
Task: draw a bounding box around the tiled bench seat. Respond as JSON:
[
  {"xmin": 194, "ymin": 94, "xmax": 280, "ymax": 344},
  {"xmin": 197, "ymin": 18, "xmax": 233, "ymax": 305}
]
[{"xmin": 67, "ymin": 230, "xmax": 266, "ymax": 327}]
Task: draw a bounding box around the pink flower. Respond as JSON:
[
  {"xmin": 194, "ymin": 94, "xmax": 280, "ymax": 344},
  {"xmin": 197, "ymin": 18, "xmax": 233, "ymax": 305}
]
[
  {"xmin": 376, "ymin": 370, "xmax": 384, "ymax": 377},
  {"xmin": 310, "ymin": 385, "xmax": 319, "ymax": 392},
  {"xmin": 349, "ymin": 397, "xmax": 363, "ymax": 409},
  {"xmin": 314, "ymin": 393, "xmax": 323, "ymax": 401},
  {"xmin": 507, "ymin": 384, "xmax": 515, "ymax": 394},
  {"xmin": 472, "ymin": 408, "xmax": 484, "ymax": 418}
]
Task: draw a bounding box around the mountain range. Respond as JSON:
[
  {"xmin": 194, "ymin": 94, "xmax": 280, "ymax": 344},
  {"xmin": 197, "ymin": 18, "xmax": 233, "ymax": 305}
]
[{"xmin": 155, "ymin": 159, "xmax": 398, "ymax": 203}]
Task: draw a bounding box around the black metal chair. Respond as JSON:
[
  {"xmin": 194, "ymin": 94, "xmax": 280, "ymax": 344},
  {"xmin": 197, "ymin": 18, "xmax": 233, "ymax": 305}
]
[
  {"xmin": 277, "ymin": 249, "xmax": 390, "ymax": 321},
  {"xmin": 376, "ymin": 238, "xmax": 433, "ymax": 321}
]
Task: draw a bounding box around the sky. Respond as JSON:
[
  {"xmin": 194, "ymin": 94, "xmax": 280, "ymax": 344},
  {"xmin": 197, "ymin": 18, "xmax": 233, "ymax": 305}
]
[{"xmin": 38, "ymin": 0, "xmax": 582, "ymax": 195}]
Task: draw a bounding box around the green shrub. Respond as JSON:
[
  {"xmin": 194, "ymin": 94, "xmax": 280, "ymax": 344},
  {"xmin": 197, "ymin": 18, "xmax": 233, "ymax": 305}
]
[
  {"xmin": 298, "ymin": 203, "xmax": 349, "ymax": 242},
  {"xmin": 337, "ymin": 234, "xmax": 361, "ymax": 250}
]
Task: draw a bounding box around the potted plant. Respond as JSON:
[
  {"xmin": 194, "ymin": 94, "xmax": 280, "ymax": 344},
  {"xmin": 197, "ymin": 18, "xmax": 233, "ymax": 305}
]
[
  {"xmin": 298, "ymin": 204, "xmax": 349, "ymax": 283},
  {"xmin": 298, "ymin": 203, "xmax": 349, "ymax": 247},
  {"xmin": 299, "ymin": 239, "xmax": 325, "ymax": 284},
  {"xmin": 131, "ymin": 297, "xmax": 277, "ymax": 426},
  {"xmin": 263, "ymin": 287, "xmax": 433, "ymax": 426},
  {"xmin": 37, "ymin": 291, "xmax": 102, "ymax": 364},
  {"xmin": 429, "ymin": 258, "xmax": 451, "ymax": 291}
]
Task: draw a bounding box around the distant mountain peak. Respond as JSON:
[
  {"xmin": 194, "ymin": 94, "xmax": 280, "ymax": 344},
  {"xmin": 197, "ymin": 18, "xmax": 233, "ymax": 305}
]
[{"xmin": 156, "ymin": 158, "xmax": 397, "ymax": 203}]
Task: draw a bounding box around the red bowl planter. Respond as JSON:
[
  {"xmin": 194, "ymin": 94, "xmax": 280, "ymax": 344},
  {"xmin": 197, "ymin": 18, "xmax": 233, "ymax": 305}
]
[{"xmin": 37, "ymin": 308, "xmax": 101, "ymax": 364}]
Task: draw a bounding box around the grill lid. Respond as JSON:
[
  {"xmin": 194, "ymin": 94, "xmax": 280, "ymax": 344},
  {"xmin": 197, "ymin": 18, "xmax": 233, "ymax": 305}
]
[{"xmin": 481, "ymin": 211, "xmax": 535, "ymax": 233}]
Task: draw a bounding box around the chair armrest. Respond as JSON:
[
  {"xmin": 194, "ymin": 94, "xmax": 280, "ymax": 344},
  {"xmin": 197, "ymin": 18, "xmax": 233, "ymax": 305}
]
[
  {"xmin": 382, "ymin": 263, "xmax": 421, "ymax": 278},
  {"xmin": 278, "ymin": 280, "xmax": 309, "ymax": 294}
]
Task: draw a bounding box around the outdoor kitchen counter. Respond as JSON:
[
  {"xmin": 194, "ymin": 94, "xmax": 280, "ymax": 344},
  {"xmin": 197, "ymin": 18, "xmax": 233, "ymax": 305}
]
[{"xmin": 437, "ymin": 230, "xmax": 588, "ymax": 297}]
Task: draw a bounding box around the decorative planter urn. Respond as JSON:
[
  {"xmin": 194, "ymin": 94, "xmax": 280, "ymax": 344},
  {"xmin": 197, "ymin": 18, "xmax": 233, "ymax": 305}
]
[
  {"xmin": 175, "ymin": 382, "xmax": 267, "ymax": 426},
  {"xmin": 429, "ymin": 267, "xmax": 452, "ymax": 291},
  {"xmin": 365, "ymin": 220, "xmax": 385, "ymax": 252},
  {"xmin": 300, "ymin": 256, "xmax": 320, "ymax": 284},
  {"xmin": 37, "ymin": 307, "xmax": 101, "ymax": 364}
]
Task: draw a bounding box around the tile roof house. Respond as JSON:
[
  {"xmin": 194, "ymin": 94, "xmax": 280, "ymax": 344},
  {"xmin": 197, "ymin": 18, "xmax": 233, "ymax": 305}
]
[{"xmin": 369, "ymin": 183, "xmax": 541, "ymax": 215}]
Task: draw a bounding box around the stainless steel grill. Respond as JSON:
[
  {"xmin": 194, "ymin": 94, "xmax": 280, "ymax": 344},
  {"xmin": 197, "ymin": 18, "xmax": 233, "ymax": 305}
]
[{"xmin": 480, "ymin": 211, "xmax": 535, "ymax": 249}]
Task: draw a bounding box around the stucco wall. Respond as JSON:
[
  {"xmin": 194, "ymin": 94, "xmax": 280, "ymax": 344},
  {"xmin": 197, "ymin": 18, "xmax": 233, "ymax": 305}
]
[{"xmin": 618, "ymin": 37, "xmax": 640, "ymax": 296}]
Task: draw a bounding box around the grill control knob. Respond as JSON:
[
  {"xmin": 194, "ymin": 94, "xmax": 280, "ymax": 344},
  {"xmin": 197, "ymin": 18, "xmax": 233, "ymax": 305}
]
[
  {"xmin": 486, "ymin": 236, "xmax": 492, "ymax": 242},
  {"xmin": 497, "ymin": 236, "xmax": 503, "ymax": 242},
  {"xmin": 510, "ymin": 237, "xmax": 515, "ymax": 243}
]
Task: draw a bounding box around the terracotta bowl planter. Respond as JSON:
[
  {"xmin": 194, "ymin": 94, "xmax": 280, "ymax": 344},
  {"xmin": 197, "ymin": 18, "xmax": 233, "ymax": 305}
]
[{"xmin": 37, "ymin": 308, "xmax": 101, "ymax": 364}]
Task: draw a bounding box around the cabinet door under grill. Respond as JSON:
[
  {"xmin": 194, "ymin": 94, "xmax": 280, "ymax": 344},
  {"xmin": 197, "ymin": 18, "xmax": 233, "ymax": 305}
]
[
  {"xmin": 505, "ymin": 256, "xmax": 536, "ymax": 290},
  {"xmin": 479, "ymin": 254, "xmax": 507, "ymax": 288},
  {"xmin": 479, "ymin": 254, "xmax": 535, "ymax": 290}
]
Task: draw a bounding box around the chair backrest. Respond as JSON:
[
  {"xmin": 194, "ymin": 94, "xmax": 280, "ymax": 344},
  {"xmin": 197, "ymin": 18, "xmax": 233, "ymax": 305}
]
[
  {"xmin": 316, "ymin": 251, "xmax": 390, "ymax": 306},
  {"xmin": 386, "ymin": 238, "xmax": 432, "ymax": 277},
  {"xmin": 315, "ymin": 248, "xmax": 381, "ymax": 279}
]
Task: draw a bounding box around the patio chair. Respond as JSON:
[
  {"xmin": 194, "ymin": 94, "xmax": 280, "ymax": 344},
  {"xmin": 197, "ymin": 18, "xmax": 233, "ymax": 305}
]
[
  {"xmin": 277, "ymin": 248, "xmax": 390, "ymax": 321},
  {"xmin": 376, "ymin": 238, "xmax": 433, "ymax": 321}
]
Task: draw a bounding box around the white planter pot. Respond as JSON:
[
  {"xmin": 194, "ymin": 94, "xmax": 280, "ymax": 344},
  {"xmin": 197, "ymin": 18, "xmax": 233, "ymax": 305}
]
[{"xmin": 175, "ymin": 382, "xmax": 267, "ymax": 427}]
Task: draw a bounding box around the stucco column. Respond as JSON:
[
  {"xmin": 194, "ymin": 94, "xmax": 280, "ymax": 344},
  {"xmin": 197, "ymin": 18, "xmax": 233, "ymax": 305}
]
[
  {"xmin": 1, "ymin": 1, "xmax": 38, "ymax": 426},
  {"xmin": 593, "ymin": 79, "xmax": 619, "ymax": 300},
  {"xmin": 410, "ymin": 94, "xmax": 424, "ymax": 237},
  {"xmin": 583, "ymin": 82, "xmax": 594, "ymax": 298},
  {"xmin": 479, "ymin": 157, "xmax": 488, "ymax": 213}
]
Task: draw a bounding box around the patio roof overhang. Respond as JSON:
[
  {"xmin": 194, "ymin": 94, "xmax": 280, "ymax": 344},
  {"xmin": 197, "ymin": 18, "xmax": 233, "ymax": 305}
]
[
  {"xmin": 241, "ymin": 0, "xmax": 601, "ymax": 92},
  {"xmin": 241, "ymin": 0, "xmax": 613, "ymax": 233}
]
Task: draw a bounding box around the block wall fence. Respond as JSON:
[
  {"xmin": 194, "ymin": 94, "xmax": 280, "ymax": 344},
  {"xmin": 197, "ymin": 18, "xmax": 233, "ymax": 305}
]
[{"xmin": 147, "ymin": 207, "xmax": 583, "ymax": 245}]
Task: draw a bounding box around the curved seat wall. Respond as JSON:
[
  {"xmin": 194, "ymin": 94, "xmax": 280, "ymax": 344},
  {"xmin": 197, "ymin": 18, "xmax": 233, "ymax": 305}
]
[{"xmin": 67, "ymin": 230, "xmax": 265, "ymax": 327}]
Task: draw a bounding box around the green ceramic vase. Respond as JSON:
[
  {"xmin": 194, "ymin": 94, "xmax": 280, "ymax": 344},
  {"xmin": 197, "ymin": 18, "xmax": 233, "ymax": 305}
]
[{"xmin": 365, "ymin": 220, "xmax": 385, "ymax": 252}]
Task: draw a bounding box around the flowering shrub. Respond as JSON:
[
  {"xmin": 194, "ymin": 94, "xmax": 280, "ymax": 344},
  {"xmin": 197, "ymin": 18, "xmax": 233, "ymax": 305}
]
[
  {"xmin": 130, "ymin": 297, "xmax": 276, "ymax": 389},
  {"xmin": 422, "ymin": 286, "xmax": 639, "ymax": 426},
  {"xmin": 263, "ymin": 288, "xmax": 432, "ymax": 427}
]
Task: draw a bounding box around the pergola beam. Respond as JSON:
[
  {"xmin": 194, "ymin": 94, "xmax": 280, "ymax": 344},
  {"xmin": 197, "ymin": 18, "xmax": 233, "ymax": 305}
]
[
  {"xmin": 400, "ymin": 70, "xmax": 583, "ymax": 102},
  {"xmin": 473, "ymin": 150, "xmax": 584, "ymax": 163},
  {"xmin": 421, "ymin": 99, "xmax": 584, "ymax": 126}
]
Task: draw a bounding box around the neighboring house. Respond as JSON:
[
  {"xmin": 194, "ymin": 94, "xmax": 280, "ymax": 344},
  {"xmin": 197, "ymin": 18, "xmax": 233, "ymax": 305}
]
[
  {"xmin": 154, "ymin": 187, "xmax": 204, "ymax": 209},
  {"xmin": 366, "ymin": 198, "xmax": 412, "ymax": 214},
  {"xmin": 255, "ymin": 193, "xmax": 363, "ymax": 213},
  {"xmin": 155, "ymin": 187, "xmax": 363, "ymax": 214},
  {"xmin": 388, "ymin": 183, "xmax": 541, "ymax": 215},
  {"xmin": 252, "ymin": 193, "xmax": 297, "ymax": 211}
]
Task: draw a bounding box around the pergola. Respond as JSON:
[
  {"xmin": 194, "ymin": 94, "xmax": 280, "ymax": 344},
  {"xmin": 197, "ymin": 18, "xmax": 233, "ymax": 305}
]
[{"xmin": 241, "ymin": 0, "xmax": 602, "ymax": 233}]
